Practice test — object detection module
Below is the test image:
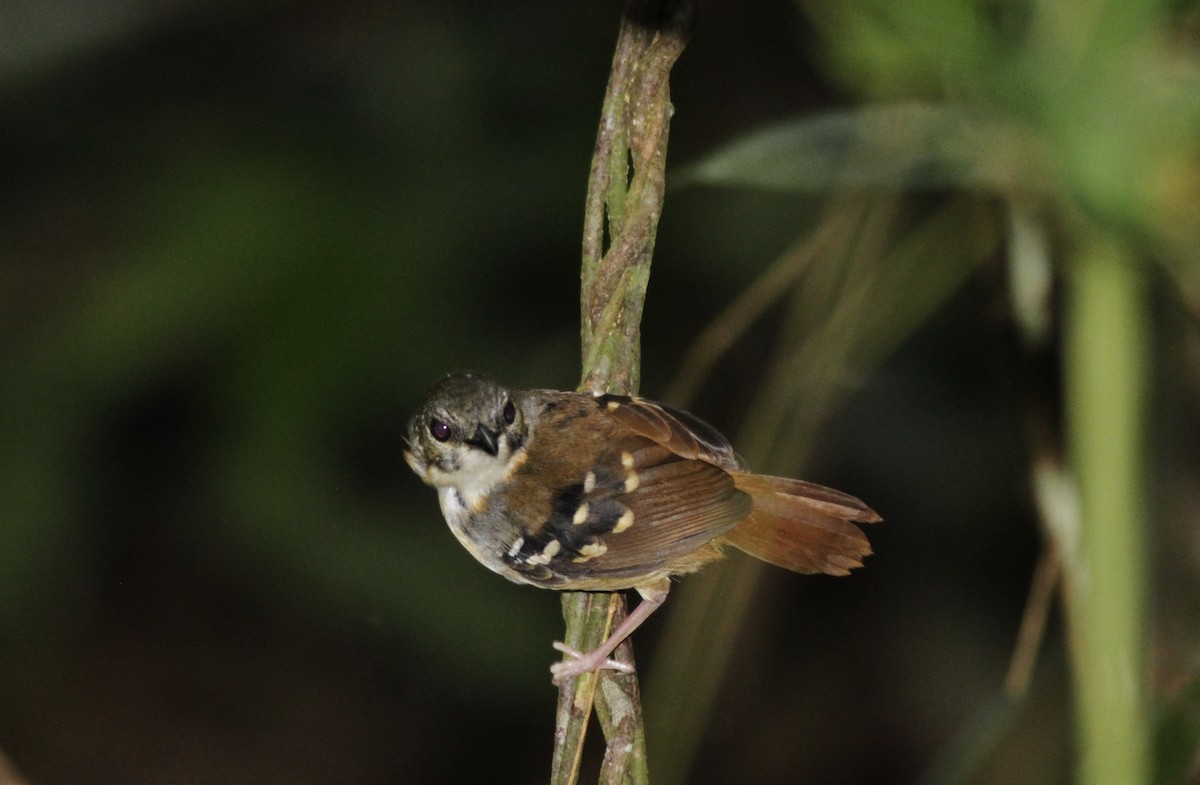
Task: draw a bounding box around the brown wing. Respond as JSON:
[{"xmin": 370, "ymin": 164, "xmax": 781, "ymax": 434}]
[
  {"xmin": 502, "ymin": 436, "xmax": 752, "ymax": 588},
  {"xmin": 592, "ymin": 393, "xmax": 747, "ymax": 471}
]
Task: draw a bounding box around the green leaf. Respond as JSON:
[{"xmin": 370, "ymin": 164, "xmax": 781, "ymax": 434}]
[{"xmin": 674, "ymin": 103, "xmax": 1034, "ymax": 193}]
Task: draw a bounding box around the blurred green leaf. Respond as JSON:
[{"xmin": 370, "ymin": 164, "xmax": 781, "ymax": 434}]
[{"xmin": 674, "ymin": 103, "xmax": 1038, "ymax": 193}]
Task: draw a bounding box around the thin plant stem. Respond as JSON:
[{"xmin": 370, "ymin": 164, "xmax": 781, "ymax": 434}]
[
  {"xmin": 1004, "ymin": 536, "xmax": 1061, "ymax": 699},
  {"xmin": 661, "ymin": 201, "xmax": 867, "ymax": 407},
  {"xmin": 647, "ymin": 195, "xmax": 999, "ymax": 784},
  {"xmin": 552, "ymin": 2, "xmax": 694, "ymax": 784}
]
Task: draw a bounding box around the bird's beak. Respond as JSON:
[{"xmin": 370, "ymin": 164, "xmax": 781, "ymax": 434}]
[{"xmin": 467, "ymin": 424, "xmax": 500, "ymax": 456}]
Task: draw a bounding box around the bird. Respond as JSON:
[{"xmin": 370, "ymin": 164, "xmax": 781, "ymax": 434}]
[{"xmin": 404, "ymin": 372, "xmax": 881, "ymax": 682}]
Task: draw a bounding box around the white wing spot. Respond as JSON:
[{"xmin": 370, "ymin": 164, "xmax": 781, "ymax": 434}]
[
  {"xmin": 507, "ymin": 537, "xmax": 525, "ymax": 558},
  {"xmin": 623, "ymin": 471, "xmax": 639, "ymax": 493},
  {"xmin": 620, "ymin": 451, "xmax": 635, "ymax": 469},
  {"xmin": 584, "ymin": 471, "xmax": 596, "ymax": 494},
  {"xmin": 527, "ymin": 539, "xmax": 562, "ymax": 565},
  {"xmin": 572, "ymin": 502, "xmax": 590, "ymax": 526},
  {"xmin": 613, "ymin": 508, "xmax": 635, "ymax": 533},
  {"xmin": 607, "ymin": 400, "xmax": 621, "ymax": 411},
  {"xmin": 573, "ymin": 541, "xmax": 609, "ymax": 563}
]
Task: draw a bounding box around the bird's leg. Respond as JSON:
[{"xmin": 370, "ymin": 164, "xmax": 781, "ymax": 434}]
[{"xmin": 550, "ymin": 582, "xmax": 669, "ymax": 684}]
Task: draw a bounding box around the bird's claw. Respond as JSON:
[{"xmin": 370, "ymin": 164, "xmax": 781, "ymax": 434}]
[{"xmin": 550, "ymin": 641, "xmax": 634, "ymax": 684}]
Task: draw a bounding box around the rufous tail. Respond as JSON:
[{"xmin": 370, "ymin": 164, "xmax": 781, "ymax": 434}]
[{"xmin": 724, "ymin": 472, "xmax": 882, "ymax": 576}]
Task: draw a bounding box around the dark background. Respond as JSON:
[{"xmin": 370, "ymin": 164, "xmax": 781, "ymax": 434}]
[{"xmin": 1, "ymin": 1, "xmax": 1197, "ymax": 784}]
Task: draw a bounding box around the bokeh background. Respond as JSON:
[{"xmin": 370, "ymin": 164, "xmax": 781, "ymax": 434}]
[{"xmin": 2, "ymin": 1, "xmax": 1198, "ymax": 784}]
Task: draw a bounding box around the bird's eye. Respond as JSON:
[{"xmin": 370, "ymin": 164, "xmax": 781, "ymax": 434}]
[
  {"xmin": 502, "ymin": 399, "xmax": 516, "ymax": 425},
  {"xmin": 429, "ymin": 419, "xmax": 452, "ymax": 442}
]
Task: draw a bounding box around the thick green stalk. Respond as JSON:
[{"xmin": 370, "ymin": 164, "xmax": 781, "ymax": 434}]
[{"xmin": 1064, "ymin": 232, "xmax": 1150, "ymax": 785}]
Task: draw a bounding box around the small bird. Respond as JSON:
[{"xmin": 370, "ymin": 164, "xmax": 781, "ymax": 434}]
[{"xmin": 404, "ymin": 372, "xmax": 881, "ymax": 682}]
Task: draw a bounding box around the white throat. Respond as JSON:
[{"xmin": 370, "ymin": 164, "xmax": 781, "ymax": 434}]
[{"xmin": 428, "ymin": 443, "xmax": 526, "ymax": 512}]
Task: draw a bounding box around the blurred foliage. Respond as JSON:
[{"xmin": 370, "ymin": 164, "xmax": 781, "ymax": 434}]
[{"xmin": 0, "ymin": 1, "xmax": 1198, "ymax": 784}]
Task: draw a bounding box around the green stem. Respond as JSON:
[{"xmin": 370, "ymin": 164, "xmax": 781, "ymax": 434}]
[{"xmin": 1064, "ymin": 231, "xmax": 1150, "ymax": 785}]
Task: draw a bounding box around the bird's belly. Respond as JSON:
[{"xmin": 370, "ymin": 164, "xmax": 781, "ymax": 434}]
[{"xmin": 436, "ymin": 486, "xmax": 530, "ymax": 585}]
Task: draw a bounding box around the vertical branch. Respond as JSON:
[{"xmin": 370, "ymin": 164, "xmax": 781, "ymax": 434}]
[
  {"xmin": 551, "ymin": 593, "xmax": 620, "ymax": 783},
  {"xmin": 552, "ymin": 2, "xmax": 694, "ymax": 784},
  {"xmin": 579, "ymin": 0, "xmax": 693, "ymax": 396}
]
